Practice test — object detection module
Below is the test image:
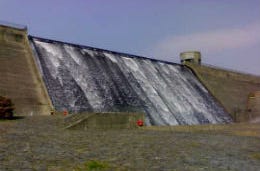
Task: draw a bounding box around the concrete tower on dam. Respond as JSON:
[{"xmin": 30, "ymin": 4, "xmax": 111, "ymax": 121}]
[
  {"xmin": 0, "ymin": 23, "xmax": 52, "ymax": 115},
  {"xmin": 180, "ymin": 51, "xmax": 201, "ymax": 65}
]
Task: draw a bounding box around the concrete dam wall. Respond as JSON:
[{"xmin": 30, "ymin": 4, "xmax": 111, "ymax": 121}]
[
  {"xmin": 186, "ymin": 63, "xmax": 260, "ymax": 122},
  {"xmin": 0, "ymin": 25, "xmax": 51, "ymax": 115},
  {"xmin": 29, "ymin": 36, "xmax": 231, "ymax": 125}
]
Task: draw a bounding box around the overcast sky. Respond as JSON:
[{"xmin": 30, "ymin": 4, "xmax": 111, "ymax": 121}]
[{"xmin": 0, "ymin": 0, "xmax": 260, "ymax": 75}]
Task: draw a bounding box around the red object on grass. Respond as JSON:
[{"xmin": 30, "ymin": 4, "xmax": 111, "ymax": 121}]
[
  {"xmin": 63, "ymin": 110, "xmax": 68, "ymax": 116},
  {"xmin": 136, "ymin": 119, "xmax": 144, "ymax": 127}
]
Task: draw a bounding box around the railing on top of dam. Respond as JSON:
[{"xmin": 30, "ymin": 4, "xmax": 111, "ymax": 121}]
[
  {"xmin": 0, "ymin": 20, "xmax": 27, "ymax": 30},
  {"xmin": 201, "ymin": 62, "xmax": 260, "ymax": 77}
]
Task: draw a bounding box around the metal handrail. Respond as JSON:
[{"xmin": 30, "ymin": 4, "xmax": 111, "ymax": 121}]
[{"xmin": 0, "ymin": 20, "xmax": 27, "ymax": 30}]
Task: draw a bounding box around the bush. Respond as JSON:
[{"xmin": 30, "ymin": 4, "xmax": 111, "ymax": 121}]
[{"xmin": 0, "ymin": 96, "xmax": 14, "ymax": 119}]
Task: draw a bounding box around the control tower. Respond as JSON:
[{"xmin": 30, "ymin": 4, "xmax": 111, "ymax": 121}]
[{"xmin": 180, "ymin": 51, "xmax": 201, "ymax": 64}]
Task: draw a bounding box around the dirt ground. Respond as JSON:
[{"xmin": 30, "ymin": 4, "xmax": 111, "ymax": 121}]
[{"xmin": 0, "ymin": 115, "xmax": 260, "ymax": 171}]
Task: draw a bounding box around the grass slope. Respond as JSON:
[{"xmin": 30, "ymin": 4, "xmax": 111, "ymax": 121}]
[{"xmin": 0, "ymin": 115, "xmax": 260, "ymax": 171}]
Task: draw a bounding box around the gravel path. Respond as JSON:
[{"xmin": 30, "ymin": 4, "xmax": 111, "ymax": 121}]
[{"xmin": 1, "ymin": 116, "xmax": 260, "ymax": 171}]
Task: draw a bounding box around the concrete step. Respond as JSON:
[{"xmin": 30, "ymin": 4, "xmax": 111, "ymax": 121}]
[{"xmin": 64, "ymin": 112, "xmax": 145, "ymax": 129}]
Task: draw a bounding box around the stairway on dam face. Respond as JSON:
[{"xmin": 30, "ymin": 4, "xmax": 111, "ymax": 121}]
[
  {"xmin": 30, "ymin": 36, "xmax": 232, "ymax": 125},
  {"xmin": 0, "ymin": 25, "xmax": 51, "ymax": 115}
]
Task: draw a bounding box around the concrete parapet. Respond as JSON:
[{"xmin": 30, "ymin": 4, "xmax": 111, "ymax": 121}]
[
  {"xmin": 0, "ymin": 24, "xmax": 26, "ymax": 44},
  {"xmin": 64, "ymin": 112, "xmax": 145, "ymax": 129}
]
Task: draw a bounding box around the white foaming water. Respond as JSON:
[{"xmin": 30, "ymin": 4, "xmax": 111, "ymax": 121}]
[
  {"xmin": 64, "ymin": 45, "xmax": 81, "ymax": 65},
  {"xmin": 34, "ymin": 41, "xmax": 62, "ymax": 67},
  {"xmin": 63, "ymin": 47, "xmax": 105, "ymax": 110},
  {"xmin": 31, "ymin": 38, "xmax": 232, "ymax": 125},
  {"xmin": 117, "ymin": 57, "xmax": 179, "ymax": 125},
  {"xmin": 82, "ymin": 49, "xmax": 95, "ymax": 57},
  {"xmin": 104, "ymin": 52, "xmax": 118, "ymax": 63},
  {"xmin": 34, "ymin": 41, "xmax": 64, "ymax": 82}
]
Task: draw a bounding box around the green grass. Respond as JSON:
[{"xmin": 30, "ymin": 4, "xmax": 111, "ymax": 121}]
[
  {"xmin": 143, "ymin": 123, "xmax": 260, "ymax": 138},
  {"xmin": 74, "ymin": 160, "xmax": 110, "ymax": 171},
  {"xmin": 250, "ymin": 153, "xmax": 260, "ymax": 160}
]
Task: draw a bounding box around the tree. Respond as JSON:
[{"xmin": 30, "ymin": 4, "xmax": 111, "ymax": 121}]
[{"xmin": 0, "ymin": 96, "xmax": 14, "ymax": 119}]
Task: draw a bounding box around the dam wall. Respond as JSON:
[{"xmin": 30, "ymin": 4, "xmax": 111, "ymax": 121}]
[
  {"xmin": 64, "ymin": 112, "xmax": 145, "ymax": 129},
  {"xmin": 185, "ymin": 63, "xmax": 260, "ymax": 122},
  {"xmin": 0, "ymin": 25, "xmax": 52, "ymax": 115},
  {"xmin": 30, "ymin": 36, "xmax": 231, "ymax": 125},
  {"xmin": 247, "ymin": 91, "xmax": 260, "ymax": 122}
]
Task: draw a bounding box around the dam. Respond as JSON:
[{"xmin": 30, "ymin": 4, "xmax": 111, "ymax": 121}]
[
  {"xmin": 29, "ymin": 36, "xmax": 231, "ymax": 125},
  {"xmin": 9, "ymin": 23, "xmax": 260, "ymax": 125}
]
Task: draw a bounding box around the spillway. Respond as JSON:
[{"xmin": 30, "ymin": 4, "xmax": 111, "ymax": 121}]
[{"xmin": 30, "ymin": 36, "xmax": 232, "ymax": 125}]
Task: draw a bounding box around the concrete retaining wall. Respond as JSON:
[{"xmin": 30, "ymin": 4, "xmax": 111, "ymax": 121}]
[
  {"xmin": 247, "ymin": 91, "xmax": 260, "ymax": 122},
  {"xmin": 64, "ymin": 112, "xmax": 145, "ymax": 129},
  {"xmin": 0, "ymin": 25, "xmax": 52, "ymax": 115},
  {"xmin": 185, "ymin": 63, "xmax": 260, "ymax": 122}
]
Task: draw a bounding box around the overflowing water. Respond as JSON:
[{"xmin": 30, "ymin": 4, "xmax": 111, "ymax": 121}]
[{"xmin": 30, "ymin": 37, "xmax": 232, "ymax": 125}]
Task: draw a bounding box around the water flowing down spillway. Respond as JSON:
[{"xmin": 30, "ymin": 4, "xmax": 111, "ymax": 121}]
[{"xmin": 30, "ymin": 36, "xmax": 232, "ymax": 125}]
